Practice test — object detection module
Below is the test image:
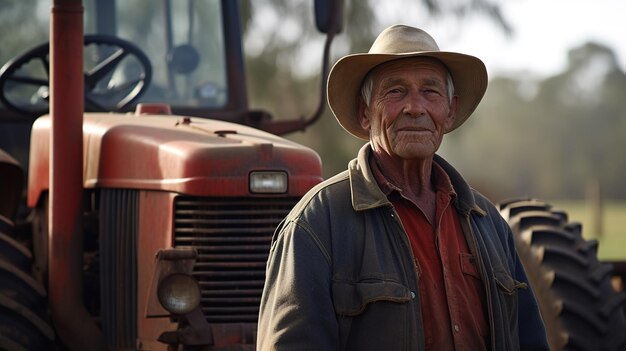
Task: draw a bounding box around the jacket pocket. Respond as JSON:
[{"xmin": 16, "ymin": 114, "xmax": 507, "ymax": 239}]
[
  {"xmin": 332, "ymin": 279, "xmax": 412, "ymax": 316},
  {"xmin": 492, "ymin": 267, "xmax": 527, "ymax": 345},
  {"xmin": 493, "ymin": 267, "xmax": 528, "ymax": 295},
  {"xmin": 332, "ymin": 280, "xmax": 415, "ymax": 351}
]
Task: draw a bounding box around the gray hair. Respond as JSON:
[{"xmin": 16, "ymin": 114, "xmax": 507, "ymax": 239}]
[{"xmin": 360, "ymin": 68, "xmax": 455, "ymax": 107}]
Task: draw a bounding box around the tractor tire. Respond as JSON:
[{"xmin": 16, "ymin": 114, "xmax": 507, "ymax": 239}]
[
  {"xmin": 0, "ymin": 219, "xmax": 54, "ymax": 350},
  {"xmin": 499, "ymin": 198, "xmax": 626, "ymax": 351}
]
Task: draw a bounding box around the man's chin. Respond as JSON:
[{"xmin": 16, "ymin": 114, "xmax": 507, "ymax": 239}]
[{"xmin": 392, "ymin": 145, "xmax": 439, "ymax": 161}]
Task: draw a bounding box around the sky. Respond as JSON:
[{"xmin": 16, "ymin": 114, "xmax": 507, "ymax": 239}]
[{"xmin": 373, "ymin": 0, "xmax": 626, "ymax": 78}]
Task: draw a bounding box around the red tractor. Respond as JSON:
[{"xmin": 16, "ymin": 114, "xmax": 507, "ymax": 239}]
[{"xmin": 0, "ymin": 0, "xmax": 342, "ymax": 350}]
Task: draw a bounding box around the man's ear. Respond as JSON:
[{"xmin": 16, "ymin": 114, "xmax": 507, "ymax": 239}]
[
  {"xmin": 444, "ymin": 95, "xmax": 459, "ymax": 131},
  {"xmin": 358, "ymin": 97, "xmax": 371, "ymax": 131}
]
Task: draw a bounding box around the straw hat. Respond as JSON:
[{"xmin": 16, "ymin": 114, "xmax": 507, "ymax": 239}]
[{"xmin": 327, "ymin": 24, "xmax": 488, "ymax": 140}]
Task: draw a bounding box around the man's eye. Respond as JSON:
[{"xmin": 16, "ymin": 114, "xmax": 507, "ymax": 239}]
[{"xmin": 424, "ymin": 89, "xmax": 442, "ymax": 96}]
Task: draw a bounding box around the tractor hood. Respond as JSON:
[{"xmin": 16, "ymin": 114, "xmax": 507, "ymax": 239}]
[{"xmin": 27, "ymin": 112, "xmax": 323, "ymax": 207}]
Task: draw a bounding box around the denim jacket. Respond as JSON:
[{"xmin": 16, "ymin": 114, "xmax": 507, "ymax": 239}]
[{"xmin": 257, "ymin": 144, "xmax": 549, "ymax": 351}]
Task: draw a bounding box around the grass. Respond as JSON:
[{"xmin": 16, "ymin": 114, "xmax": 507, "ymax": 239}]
[{"xmin": 551, "ymin": 200, "xmax": 626, "ymax": 261}]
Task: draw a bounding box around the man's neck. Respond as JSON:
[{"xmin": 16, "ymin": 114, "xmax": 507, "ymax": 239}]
[{"xmin": 371, "ymin": 150, "xmax": 437, "ymax": 223}]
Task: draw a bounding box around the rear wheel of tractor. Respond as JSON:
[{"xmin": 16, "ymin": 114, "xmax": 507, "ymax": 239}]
[
  {"xmin": 0, "ymin": 218, "xmax": 54, "ymax": 350},
  {"xmin": 499, "ymin": 199, "xmax": 626, "ymax": 351}
]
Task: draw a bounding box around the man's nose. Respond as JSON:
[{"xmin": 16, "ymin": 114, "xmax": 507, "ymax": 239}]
[{"xmin": 402, "ymin": 90, "xmax": 427, "ymax": 117}]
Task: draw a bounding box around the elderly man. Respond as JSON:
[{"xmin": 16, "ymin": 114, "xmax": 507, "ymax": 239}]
[{"xmin": 257, "ymin": 25, "xmax": 549, "ymax": 351}]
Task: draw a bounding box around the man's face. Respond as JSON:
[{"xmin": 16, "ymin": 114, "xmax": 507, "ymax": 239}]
[{"xmin": 359, "ymin": 58, "xmax": 457, "ymax": 161}]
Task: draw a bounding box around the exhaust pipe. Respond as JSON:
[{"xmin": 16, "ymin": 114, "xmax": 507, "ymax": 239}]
[{"xmin": 49, "ymin": 0, "xmax": 104, "ymax": 349}]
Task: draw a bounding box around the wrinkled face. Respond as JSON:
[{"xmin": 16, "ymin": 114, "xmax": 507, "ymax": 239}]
[{"xmin": 359, "ymin": 57, "xmax": 457, "ymax": 161}]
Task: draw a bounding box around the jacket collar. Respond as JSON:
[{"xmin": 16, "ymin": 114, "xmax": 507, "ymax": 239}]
[{"xmin": 348, "ymin": 143, "xmax": 486, "ymax": 216}]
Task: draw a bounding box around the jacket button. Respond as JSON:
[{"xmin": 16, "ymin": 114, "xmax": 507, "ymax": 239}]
[{"xmin": 410, "ymin": 291, "xmax": 416, "ymax": 299}]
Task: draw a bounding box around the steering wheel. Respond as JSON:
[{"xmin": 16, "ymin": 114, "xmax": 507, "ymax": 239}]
[{"xmin": 0, "ymin": 34, "xmax": 152, "ymax": 116}]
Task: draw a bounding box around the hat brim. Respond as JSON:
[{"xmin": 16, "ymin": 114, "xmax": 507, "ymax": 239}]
[{"xmin": 327, "ymin": 51, "xmax": 488, "ymax": 140}]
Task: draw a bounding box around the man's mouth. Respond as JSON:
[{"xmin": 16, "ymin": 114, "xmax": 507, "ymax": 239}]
[{"xmin": 398, "ymin": 127, "xmax": 432, "ymax": 133}]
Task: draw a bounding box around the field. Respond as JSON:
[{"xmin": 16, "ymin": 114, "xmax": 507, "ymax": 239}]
[{"xmin": 551, "ymin": 200, "xmax": 626, "ymax": 261}]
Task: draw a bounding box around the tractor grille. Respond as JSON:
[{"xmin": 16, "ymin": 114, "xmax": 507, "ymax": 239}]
[{"xmin": 173, "ymin": 196, "xmax": 298, "ymax": 323}]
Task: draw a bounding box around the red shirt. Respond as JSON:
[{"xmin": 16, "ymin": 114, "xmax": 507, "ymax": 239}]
[{"xmin": 371, "ymin": 159, "xmax": 489, "ymax": 351}]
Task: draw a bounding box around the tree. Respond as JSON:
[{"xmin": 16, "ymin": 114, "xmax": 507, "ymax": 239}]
[{"xmin": 442, "ymin": 42, "xmax": 626, "ymax": 201}]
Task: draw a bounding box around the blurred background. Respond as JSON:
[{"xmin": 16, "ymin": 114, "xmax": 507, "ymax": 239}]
[
  {"xmin": 239, "ymin": 0, "xmax": 626, "ymax": 258},
  {"xmin": 1, "ymin": 0, "xmax": 624, "ymax": 258}
]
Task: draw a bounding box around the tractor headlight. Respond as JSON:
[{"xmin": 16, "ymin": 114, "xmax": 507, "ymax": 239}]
[
  {"xmin": 157, "ymin": 273, "xmax": 201, "ymax": 315},
  {"xmin": 249, "ymin": 171, "xmax": 288, "ymax": 193}
]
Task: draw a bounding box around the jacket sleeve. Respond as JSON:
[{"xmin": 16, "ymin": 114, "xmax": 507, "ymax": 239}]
[
  {"xmin": 257, "ymin": 218, "xmax": 338, "ymax": 351},
  {"xmin": 510, "ymin": 227, "xmax": 551, "ymax": 351}
]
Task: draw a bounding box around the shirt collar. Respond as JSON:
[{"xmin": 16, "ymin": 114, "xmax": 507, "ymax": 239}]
[{"xmin": 348, "ymin": 143, "xmax": 485, "ymax": 216}]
